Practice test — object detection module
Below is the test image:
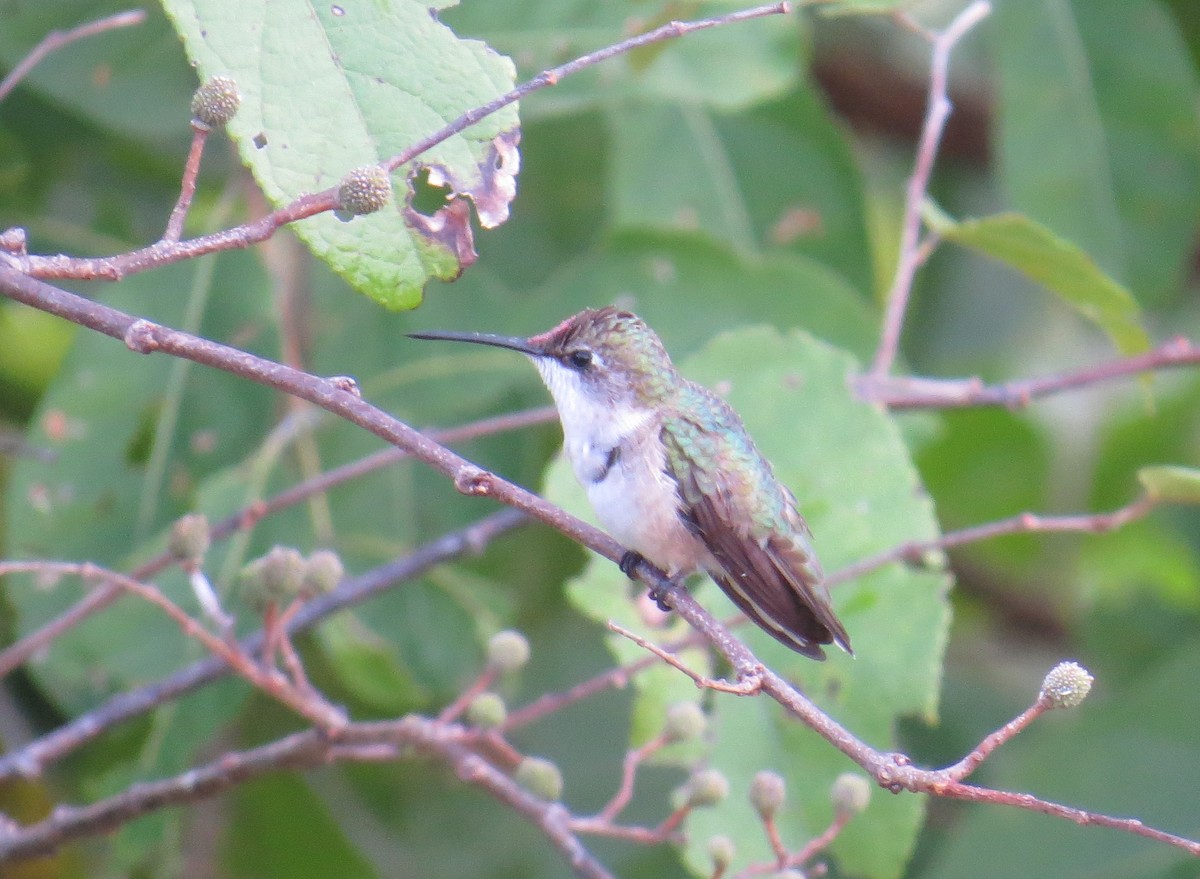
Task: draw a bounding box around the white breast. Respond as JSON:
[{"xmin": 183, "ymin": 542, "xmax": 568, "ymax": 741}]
[{"xmin": 532, "ymin": 357, "xmax": 712, "ymax": 575}]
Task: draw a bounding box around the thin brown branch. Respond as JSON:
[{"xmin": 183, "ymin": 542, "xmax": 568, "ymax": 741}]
[
  {"xmin": 163, "ymin": 126, "xmax": 209, "ymax": 242},
  {"xmin": 506, "ymin": 491, "xmax": 1161, "ymax": 737},
  {"xmin": 609, "ymin": 621, "xmax": 763, "ymax": 695},
  {"xmin": 0, "ymin": 716, "xmax": 616, "ymax": 879},
  {"xmin": 0, "ymin": 268, "xmax": 619, "ymax": 574},
  {"xmin": 940, "ymin": 697, "xmax": 1048, "ymax": 782},
  {"xmin": 827, "ymin": 494, "xmax": 1158, "ymax": 587},
  {"xmin": 0, "ymin": 9, "xmax": 146, "ymax": 104},
  {"xmin": 858, "ymin": 335, "xmax": 1200, "ymax": 409},
  {"xmin": 594, "ymin": 732, "xmax": 670, "ymax": 823},
  {"xmin": 789, "ymin": 811, "xmax": 853, "ymax": 871},
  {"xmin": 870, "ymin": 0, "xmax": 992, "ymax": 376},
  {"xmin": 380, "ymin": 2, "xmax": 790, "ymax": 178},
  {"xmin": 937, "ymin": 781, "xmax": 1200, "ymax": 854}
]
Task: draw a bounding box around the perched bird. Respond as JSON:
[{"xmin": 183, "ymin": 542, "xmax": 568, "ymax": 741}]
[{"xmin": 410, "ymin": 307, "xmax": 851, "ymax": 659}]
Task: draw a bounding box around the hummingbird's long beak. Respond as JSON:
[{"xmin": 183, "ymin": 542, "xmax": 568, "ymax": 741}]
[{"xmin": 407, "ymin": 330, "xmax": 541, "ymax": 357}]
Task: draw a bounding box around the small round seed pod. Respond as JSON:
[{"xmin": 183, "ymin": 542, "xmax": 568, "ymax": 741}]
[
  {"xmin": 515, "ymin": 756, "xmax": 563, "ymax": 802},
  {"xmin": 336, "ymin": 165, "xmax": 392, "ymax": 216},
  {"xmin": 168, "ymin": 513, "xmax": 210, "ymax": 565},
  {"xmin": 191, "ymin": 76, "xmax": 241, "ymax": 128},
  {"xmin": 749, "ymin": 770, "xmax": 786, "ymax": 820},
  {"xmin": 830, "ymin": 772, "xmax": 872, "ymax": 817},
  {"xmin": 466, "ymin": 692, "xmax": 507, "ymax": 729},
  {"xmin": 302, "ymin": 549, "xmax": 344, "ymax": 597},
  {"xmin": 683, "ymin": 769, "xmax": 729, "ymax": 809},
  {"xmin": 487, "ymin": 630, "xmax": 531, "ymax": 672},
  {"xmin": 662, "ymin": 702, "xmax": 707, "ymax": 744},
  {"xmin": 1040, "ymin": 661, "xmax": 1094, "ymax": 709}
]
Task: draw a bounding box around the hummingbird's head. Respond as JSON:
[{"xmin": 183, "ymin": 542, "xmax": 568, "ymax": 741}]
[{"xmin": 409, "ymin": 307, "xmax": 678, "ymax": 412}]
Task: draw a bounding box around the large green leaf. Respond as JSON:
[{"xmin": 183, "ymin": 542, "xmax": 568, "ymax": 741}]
[
  {"xmin": 937, "ymin": 212, "xmax": 1150, "ymax": 357},
  {"xmin": 991, "ymin": 0, "xmax": 1125, "ymax": 283},
  {"xmin": 162, "ymin": 0, "xmax": 520, "ymax": 308},
  {"xmin": 607, "ymin": 88, "xmax": 873, "ymax": 292},
  {"xmin": 546, "ymin": 327, "xmax": 950, "ymax": 878},
  {"xmin": 992, "ymin": 0, "xmax": 1200, "ymax": 303},
  {"xmin": 1072, "ymin": 1, "xmax": 1200, "ymax": 304}
]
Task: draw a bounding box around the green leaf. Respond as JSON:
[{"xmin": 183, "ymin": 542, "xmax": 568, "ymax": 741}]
[
  {"xmin": 606, "ymin": 88, "xmax": 873, "ymax": 290},
  {"xmin": 816, "ymin": 0, "xmax": 912, "ymax": 14},
  {"xmin": 546, "ymin": 327, "xmax": 950, "ymax": 878},
  {"xmin": 991, "ymin": 0, "xmax": 1125, "ymax": 283},
  {"xmin": 225, "ymin": 772, "xmax": 379, "ymax": 879},
  {"xmin": 315, "ymin": 615, "xmax": 429, "ymax": 714},
  {"xmin": 1138, "ymin": 465, "xmax": 1200, "ymax": 504},
  {"xmin": 162, "ymin": 0, "xmax": 519, "ymax": 308},
  {"xmin": 1072, "ymin": 1, "xmax": 1200, "ymax": 303},
  {"xmin": 937, "ymin": 212, "xmax": 1150, "ymax": 356}
]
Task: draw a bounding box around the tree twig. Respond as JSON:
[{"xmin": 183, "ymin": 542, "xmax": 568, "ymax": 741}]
[
  {"xmin": 869, "ymin": 0, "xmax": 992, "ymax": 377},
  {"xmin": 0, "ymin": 9, "xmax": 146, "ymax": 104},
  {"xmin": 858, "ymin": 335, "xmax": 1200, "ymax": 409},
  {"xmin": 0, "ymin": 717, "xmax": 617, "ymax": 879}
]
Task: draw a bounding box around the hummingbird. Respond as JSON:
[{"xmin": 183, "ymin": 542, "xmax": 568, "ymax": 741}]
[{"xmin": 409, "ymin": 307, "xmax": 851, "ymax": 659}]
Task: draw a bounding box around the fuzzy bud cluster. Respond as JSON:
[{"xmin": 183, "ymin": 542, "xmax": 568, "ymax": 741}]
[
  {"xmin": 191, "ymin": 76, "xmax": 241, "ymax": 128},
  {"xmin": 1040, "ymin": 661, "xmax": 1094, "ymax": 709},
  {"xmin": 749, "ymin": 770, "xmax": 786, "ymax": 820},
  {"xmin": 515, "ymin": 756, "xmax": 563, "ymax": 802},
  {"xmin": 239, "ymin": 546, "xmax": 345, "ymax": 611},
  {"xmin": 168, "ymin": 513, "xmax": 210, "ymax": 565},
  {"xmin": 662, "ymin": 702, "xmax": 706, "ymax": 743},
  {"xmin": 487, "ymin": 630, "xmax": 531, "ymax": 672},
  {"xmin": 830, "ymin": 772, "xmax": 872, "ymax": 816},
  {"xmin": 678, "ymin": 768, "xmax": 729, "ymax": 809},
  {"xmin": 336, "ymin": 166, "xmax": 392, "ymax": 216}
]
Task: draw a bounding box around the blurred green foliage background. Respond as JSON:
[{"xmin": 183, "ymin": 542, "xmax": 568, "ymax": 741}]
[{"xmin": 0, "ymin": 0, "xmax": 1198, "ymax": 877}]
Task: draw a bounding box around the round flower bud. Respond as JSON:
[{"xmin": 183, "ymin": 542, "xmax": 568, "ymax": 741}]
[
  {"xmin": 515, "ymin": 756, "xmax": 563, "ymax": 802},
  {"xmin": 1040, "ymin": 661, "xmax": 1093, "ymax": 709},
  {"xmin": 830, "ymin": 772, "xmax": 872, "ymax": 817},
  {"xmin": 662, "ymin": 702, "xmax": 706, "ymax": 743},
  {"xmin": 684, "ymin": 769, "xmax": 729, "ymax": 809},
  {"xmin": 302, "ymin": 549, "xmax": 344, "ymax": 597},
  {"xmin": 336, "ymin": 166, "xmax": 392, "ymax": 216},
  {"xmin": 707, "ymin": 835, "xmax": 735, "ymax": 872},
  {"xmin": 168, "ymin": 513, "xmax": 210, "ymax": 564},
  {"xmin": 749, "ymin": 770, "xmax": 786, "ymax": 820},
  {"xmin": 466, "ymin": 692, "xmax": 507, "ymax": 729},
  {"xmin": 190, "ymin": 76, "xmax": 241, "ymax": 128},
  {"xmin": 487, "ymin": 630, "xmax": 531, "ymax": 672},
  {"xmin": 239, "ymin": 545, "xmax": 306, "ymax": 611}
]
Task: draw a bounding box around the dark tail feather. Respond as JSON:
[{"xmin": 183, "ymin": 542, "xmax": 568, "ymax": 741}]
[{"xmin": 712, "ymin": 573, "xmax": 838, "ymax": 660}]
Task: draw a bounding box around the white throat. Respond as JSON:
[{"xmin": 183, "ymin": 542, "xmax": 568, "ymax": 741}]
[{"xmin": 532, "ymin": 358, "xmax": 652, "ymax": 485}]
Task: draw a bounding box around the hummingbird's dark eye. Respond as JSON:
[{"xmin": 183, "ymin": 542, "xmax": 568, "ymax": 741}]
[{"xmin": 567, "ymin": 349, "xmax": 593, "ymax": 370}]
